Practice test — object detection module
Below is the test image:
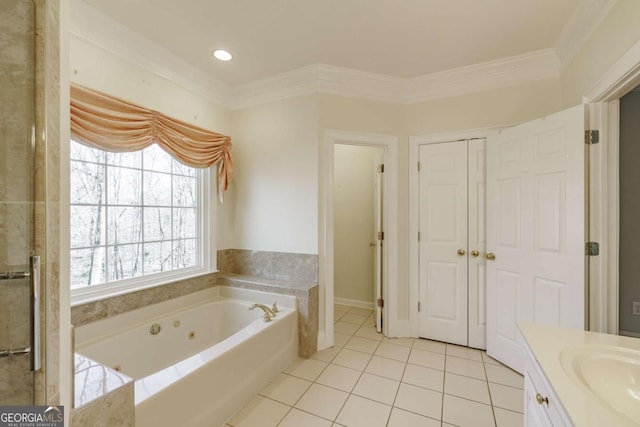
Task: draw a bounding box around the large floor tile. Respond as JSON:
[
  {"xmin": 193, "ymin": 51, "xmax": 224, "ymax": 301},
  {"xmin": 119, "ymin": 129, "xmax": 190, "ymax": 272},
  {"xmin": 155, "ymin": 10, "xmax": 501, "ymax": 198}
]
[
  {"xmin": 295, "ymin": 384, "xmax": 349, "ymax": 421},
  {"xmin": 349, "ymin": 307, "xmax": 374, "ymax": 316},
  {"xmin": 485, "ymin": 364, "xmax": 524, "ymax": 389},
  {"xmin": 345, "ymin": 336, "xmax": 380, "ymax": 354},
  {"xmin": 387, "ymin": 408, "xmax": 440, "ymax": 427},
  {"xmin": 402, "ymin": 363, "xmax": 444, "ymax": 392},
  {"xmin": 408, "ymin": 348, "xmax": 446, "ymax": 370},
  {"xmin": 352, "ymin": 372, "xmax": 400, "ymax": 405},
  {"xmin": 445, "ymin": 355, "xmax": 486, "ymax": 380},
  {"xmin": 335, "ymin": 395, "xmax": 391, "ymax": 427},
  {"xmin": 446, "ymin": 344, "xmax": 483, "ymax": 361},
  {"xmin": 375, "ymin": 342, "xmax": 411, "ymax": 362},
  {"xmin": 393, "ymin": 383, "xmax": 442, "ymax": 420},
  {"xmin": 334, "ymin": 332, "xmax": 352, "ymax": 348},
  {"xmin": 312, "ymin": 347, "xmax": 342, "ymax": 363},
  {"xmin": 481, "ymin": 351, "xmax": 502, "ymax": 366},
  {"xmin": 332, "ymin": 348, "xmax": 372, "ymax": 371},
  {"xmin": 284, "ymin": 358, "xmax": 328, "ymax": 381},
  {"xmin": 354, "ymin": 325, "xmax": 383, "ymax": 341},
  {"xmin": 494, "ymin": 407, "xmax": 524, "ymax": 427},
  {"xmin": 365, "ymin": 355, "xmax": 406, "ymax": 381},
  {"xmin": 316, "ymin": 364, "xmax": 362, "ymax": 392},
  {"xmin": 489, "ymin": 382, "xmax": 524, "ymax": 413},
  {"xmin": 412, "ymin": 339, "xmax": 446, "ymax": 354},
  {"xmin": 341, "ymin": 313, "xmax": 369, "ymax": 325},
  {"xmin": 259, "ymin": 373, "xmax": 311, "ymax": 406},
  {"xmin": 382, "ymin": 336, "xmax": 414, "ymax": 348},
  {"xmin": 442, "ymin": 394, "xmax": 495, "ymax": 427},
  {"xmin": 278, "ymin": 409, "xmax": 332, "ymax": 427},
  {"xmin": 444, "ymin": 372, "xmax": 490, "ymax": 404},
  {"xmin": 335, "ymin": 322, "xmax": 360, "ymax": 335},
  {"xmin": 228, "ymin": 396, "xmax": 289, "ymax": 427}
]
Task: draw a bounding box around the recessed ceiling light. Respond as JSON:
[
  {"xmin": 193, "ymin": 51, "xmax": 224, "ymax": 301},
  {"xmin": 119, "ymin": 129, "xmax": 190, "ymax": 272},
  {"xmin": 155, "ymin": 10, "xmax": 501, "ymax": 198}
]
[{"xmin": 213, "ymin": 49, "xmax": 233, "ymax": 61}]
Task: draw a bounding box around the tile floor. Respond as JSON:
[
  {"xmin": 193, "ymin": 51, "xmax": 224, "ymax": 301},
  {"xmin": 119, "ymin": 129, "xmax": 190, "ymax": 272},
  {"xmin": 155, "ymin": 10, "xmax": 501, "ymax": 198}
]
[{"xmin": 225, "ymin": 304, "xmax": 524, "ymax": 427}]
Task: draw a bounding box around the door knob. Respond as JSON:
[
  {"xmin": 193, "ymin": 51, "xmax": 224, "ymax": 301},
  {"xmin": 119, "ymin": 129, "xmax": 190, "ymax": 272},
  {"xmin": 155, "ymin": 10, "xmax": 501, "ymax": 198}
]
[
  {"xmin": 486, "ymin": 252, "xmax": 496, "ymax": 261},
  {"xmin": 471, "ymin": 250, "xmax": 480, "ymax": 257},
  {"xmin": 457, "ymin": 249, "xmax": 466, "ymax": 256}
]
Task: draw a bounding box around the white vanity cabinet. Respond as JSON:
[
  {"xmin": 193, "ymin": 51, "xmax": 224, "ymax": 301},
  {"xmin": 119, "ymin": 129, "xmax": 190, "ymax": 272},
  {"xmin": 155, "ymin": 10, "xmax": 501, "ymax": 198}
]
[{"xmin": 524, "ymin": 344, "xmax": 572, "ymax": 427}]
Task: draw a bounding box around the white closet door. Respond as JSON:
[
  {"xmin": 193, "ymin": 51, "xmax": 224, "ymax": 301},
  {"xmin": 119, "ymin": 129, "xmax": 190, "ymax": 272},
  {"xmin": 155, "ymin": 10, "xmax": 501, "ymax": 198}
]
[
  {"xmin": 468, "ymin": 138, "xmax": 487, "ymax": 349},
  {"xmin": 486, "ymin": 105, "xmax": 585, "ymax": 373},
  {"xmin": 419, "ymin": 141, "xmax": 468, "ymax": 346},
  {"xmin": 374, "ymin": 153, "xmax": 384, "ymax": 332}
]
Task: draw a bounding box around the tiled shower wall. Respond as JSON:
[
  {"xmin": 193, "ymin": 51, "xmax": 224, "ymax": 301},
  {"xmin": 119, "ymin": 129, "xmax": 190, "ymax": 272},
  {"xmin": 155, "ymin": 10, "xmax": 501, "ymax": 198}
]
[
  {"xmin": 0, "ymin": 0, "xmax": 37, "ymax": 405},
  {"xmin": 0, "ymin": 0, "xmax": 61, "ymax": 406}
]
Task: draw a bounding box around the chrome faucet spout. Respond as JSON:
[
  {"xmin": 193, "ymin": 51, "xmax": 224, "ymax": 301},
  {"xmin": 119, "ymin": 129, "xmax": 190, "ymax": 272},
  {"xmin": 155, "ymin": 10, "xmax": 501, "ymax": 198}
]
[{"xmin": 249, "ymin": 303, "xmax": 276, "ymax": 322}]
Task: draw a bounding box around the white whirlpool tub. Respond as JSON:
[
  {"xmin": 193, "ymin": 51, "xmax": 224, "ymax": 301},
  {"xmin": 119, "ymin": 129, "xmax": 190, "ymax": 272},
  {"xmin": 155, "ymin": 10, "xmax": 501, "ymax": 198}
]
[{"xmin": 75, "ymin": 286, "xmax": 298, "ymax": 427}]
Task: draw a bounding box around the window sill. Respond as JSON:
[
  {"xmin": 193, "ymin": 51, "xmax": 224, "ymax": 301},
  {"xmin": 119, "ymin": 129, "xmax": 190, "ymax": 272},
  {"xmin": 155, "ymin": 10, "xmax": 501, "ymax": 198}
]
[{"xmin": 70, "ymin": 267, "xmax": 219, "ymax": 307}]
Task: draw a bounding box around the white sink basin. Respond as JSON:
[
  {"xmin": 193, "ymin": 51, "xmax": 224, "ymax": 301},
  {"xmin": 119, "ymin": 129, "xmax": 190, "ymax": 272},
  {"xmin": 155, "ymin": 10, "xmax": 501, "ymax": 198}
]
[{"xmin": 560, "ymin": 344, "xmax": 640, "ymax": 424}]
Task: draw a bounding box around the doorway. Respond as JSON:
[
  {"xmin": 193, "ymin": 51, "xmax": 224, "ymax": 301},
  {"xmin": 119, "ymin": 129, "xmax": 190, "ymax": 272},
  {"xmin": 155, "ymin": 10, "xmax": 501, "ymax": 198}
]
[
  {"xmin": 618, "ymin": 85, "xmax": 640, "ymax": 338},
  {"xmin": 333, "ymin": 144, "xmax": 385, "ymax": 330},
  {"xmin": 319, "ymin": 130, "xmax": 398, "ymax": 350}
]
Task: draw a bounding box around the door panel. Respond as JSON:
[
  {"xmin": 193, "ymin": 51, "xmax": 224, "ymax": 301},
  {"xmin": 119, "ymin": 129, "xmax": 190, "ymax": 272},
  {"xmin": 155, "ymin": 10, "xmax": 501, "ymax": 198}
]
[
  {"xmin": 374, "ymin": 150, "xmax": 384, "ymax": 332},
  {"xmin": 468, "ymin": 138, "xmax": 487, "ymax": 349},
  {"xmin": 487, "ymin": 105, "xmax": 585, "ymax": 373},
  {"xmin": 419, "ymin": 141, "xmax": 468, "ymax": 346}
]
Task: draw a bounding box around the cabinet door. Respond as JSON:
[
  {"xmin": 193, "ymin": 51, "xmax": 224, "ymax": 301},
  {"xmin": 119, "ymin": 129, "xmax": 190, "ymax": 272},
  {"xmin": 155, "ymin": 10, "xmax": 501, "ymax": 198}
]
[
  {"xmin": 487, "ymin": 105, "xmax": 586, "ymax": 373},
  {"xmin": 468, "ymin": 138, "xmax": 487, "ymax": 349},
  {"xmin": 525, "ymin": 376, "xmax": 553, "ymax": 427},
  {"xmin": 418, "ymin": 141, "xmax": 468, "ymax": 345}
]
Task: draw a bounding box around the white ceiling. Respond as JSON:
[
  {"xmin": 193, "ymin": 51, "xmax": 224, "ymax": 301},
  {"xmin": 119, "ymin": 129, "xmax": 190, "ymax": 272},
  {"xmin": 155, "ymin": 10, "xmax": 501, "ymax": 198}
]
[{"xmin": 82, "ymin": 0, "xmax": 582, "ymax": 87}]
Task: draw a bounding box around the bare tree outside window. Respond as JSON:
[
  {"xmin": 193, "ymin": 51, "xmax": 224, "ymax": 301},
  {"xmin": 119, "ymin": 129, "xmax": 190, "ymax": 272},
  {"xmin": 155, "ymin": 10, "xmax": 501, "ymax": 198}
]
[{"xmin": 70, "ymin": 141, "xmax": 198, "ymax": 289}]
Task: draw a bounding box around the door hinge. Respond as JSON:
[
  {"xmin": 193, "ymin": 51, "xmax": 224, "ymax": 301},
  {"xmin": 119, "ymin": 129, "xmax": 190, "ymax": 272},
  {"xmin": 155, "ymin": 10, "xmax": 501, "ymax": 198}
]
[
  {"xmin": 418, "ymin": 301, "xmax": 421, "ymax": 312},
  {"xmin": 417, "ymin": 231, "xmax": 421, "ymax": 242},
  {"xmin": 377, "ymin": 163, "xmax": 385, "ymax": 173},
  {"xmin": 585, "ymin": 130, "xmax": 600, "ymax": 145},
  {"xmin": 377, "ymin": 231, "xmax": 384, "ymax": 241},
  {"xmin": 417, "ymin": 161, "xmax": 421, "ymax": 172},
  {"xmin": 377, "ymin": 298, "xmax": 384, "ymax": 308},
  {"xmin": 586, "ymin": 241, "xmax": 600, "ymax": 256}
]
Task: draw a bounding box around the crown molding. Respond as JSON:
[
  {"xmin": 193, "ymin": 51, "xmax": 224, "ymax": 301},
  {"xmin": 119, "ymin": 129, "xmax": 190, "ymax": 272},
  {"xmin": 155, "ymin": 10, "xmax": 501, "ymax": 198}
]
[
  {"xmin": 555, "ymin": 0, "xmax": 617, "ymax": 70},
  {"xmin": 70, "ymin": 0, "xmax": 233, "ymax": 107},
  {"xmin": 230, "ymin": 51, "xmax": 560, "ymax": 109},
  {"xmin": 229, "ymin": 64, "xmax": 404, "ymax": 109},
  {"xmin": 403, "ymin": 49, "xmax": 560, "ymax": 103},
  {"xmin": 72, "ymin": 0, "xmax": 614, "ymax": 110}
]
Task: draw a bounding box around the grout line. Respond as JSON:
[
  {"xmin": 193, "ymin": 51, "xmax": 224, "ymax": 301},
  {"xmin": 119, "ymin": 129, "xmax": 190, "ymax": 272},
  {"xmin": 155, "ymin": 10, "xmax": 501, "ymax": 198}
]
[{"xmin": 481, "ymin": 355, "xmax": 498, "ymax": 427}]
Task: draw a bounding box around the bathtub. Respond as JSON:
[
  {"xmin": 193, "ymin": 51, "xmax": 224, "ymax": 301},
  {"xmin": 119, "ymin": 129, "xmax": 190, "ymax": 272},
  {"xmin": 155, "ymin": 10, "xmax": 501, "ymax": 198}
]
[{"xmin": 75, "ymin": 286, "xmax": 298, "ymax": 427}]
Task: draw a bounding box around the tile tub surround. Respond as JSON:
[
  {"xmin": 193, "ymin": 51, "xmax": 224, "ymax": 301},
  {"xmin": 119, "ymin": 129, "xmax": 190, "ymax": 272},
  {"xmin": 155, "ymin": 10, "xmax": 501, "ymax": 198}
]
[
  {"xmin": 71, "ymin": 272, "xmax": 217, "ymax": 327},
  {"xmin": 225, "ymin": 304, "xmax": 525, "ymax": 427},
  {"xmin": 217, "ymin": 249, "xmax": 320, "ymax": 359},
  {"xmin": 217, "ymin": 273, "xmax": 319, "ymax": 358},
  {"xmin": 71, "ymin": 354, "xmax": 134, "ymax": 427},
  {"xmin": 217, "ymin": 249, "xmax": 319, "ymax": 284}
]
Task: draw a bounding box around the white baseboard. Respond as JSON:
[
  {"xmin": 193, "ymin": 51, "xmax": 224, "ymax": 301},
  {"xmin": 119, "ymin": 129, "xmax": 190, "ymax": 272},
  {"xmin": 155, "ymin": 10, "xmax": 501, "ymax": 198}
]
[
  {"xmin": 619, "ymin": 330, "xmax": 640, "ymax": 338},
  {"xmin": 334, "ymin": 297, "xmax": 375, "ymax": 310}
]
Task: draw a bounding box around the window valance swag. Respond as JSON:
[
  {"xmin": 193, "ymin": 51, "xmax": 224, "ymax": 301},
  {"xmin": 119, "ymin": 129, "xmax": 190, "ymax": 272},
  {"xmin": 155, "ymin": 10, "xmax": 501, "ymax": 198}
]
[{"xmin": 70, "ymin": 83, "xmax": 233, "ymax": 201}]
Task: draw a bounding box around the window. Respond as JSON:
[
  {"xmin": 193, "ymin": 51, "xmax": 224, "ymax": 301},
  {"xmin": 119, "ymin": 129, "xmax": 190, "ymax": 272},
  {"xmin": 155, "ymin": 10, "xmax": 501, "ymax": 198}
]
[{"xmin": 70, "ymin": 140, "xmax": 213, "ymax": 299}]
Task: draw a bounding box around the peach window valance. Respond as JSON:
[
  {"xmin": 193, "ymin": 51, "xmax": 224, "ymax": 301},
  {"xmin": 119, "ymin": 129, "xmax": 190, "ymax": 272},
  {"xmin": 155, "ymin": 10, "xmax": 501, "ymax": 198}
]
[{"xmin": 70, "ymin": 83, "xmax": 233, "ymax": 200}]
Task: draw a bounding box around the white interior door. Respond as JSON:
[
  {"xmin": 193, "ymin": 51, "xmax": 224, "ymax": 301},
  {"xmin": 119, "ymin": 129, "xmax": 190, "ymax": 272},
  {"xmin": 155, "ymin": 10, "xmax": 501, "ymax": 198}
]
[
  {"xmin": 419, "ymin": 141, "xmax": 468, "ymax": 346},
  {"xmin": 374, "ymin": 153, "xmax": 384, "ymax": 332},
  {"xmin": 468, "ymin": 138, "xmax": 487, "ymax": 349},
  {"xmin": 486, "ymin": 105, "xmax": 585, "ymax": 373}
]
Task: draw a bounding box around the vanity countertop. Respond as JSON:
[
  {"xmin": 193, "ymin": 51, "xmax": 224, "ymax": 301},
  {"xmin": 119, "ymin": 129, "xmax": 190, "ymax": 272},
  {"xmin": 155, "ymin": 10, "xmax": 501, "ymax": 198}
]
[{"xmin": 519, "ymin": 323, "xmax": 640, "ymax": 427}]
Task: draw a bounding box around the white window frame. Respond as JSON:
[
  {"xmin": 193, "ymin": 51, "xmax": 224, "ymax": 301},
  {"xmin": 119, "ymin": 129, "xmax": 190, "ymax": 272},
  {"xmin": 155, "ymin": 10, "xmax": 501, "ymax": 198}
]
[{"xmin": 70, "ymin": 148, "xmax": 217, "ymax": 306}]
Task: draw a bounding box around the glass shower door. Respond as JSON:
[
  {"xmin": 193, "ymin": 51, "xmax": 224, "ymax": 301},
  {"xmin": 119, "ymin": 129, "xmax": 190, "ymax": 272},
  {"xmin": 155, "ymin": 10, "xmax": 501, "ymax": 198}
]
[{"xmin": 0, "ymin": 0, "xmax": 37, "ymax": 405}]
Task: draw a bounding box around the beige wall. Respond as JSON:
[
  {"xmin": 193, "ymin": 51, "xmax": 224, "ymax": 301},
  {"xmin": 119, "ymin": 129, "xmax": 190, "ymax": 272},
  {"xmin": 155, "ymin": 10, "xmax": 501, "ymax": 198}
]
[
  {"xmin": 229, "ymin": 95, "xmax": 319, "ymax": 254},
  {"xmin": 333, "ymin": 145, "xmax": 381, "ymax": 304},
  {"xmin": 561, "ymin": 0, "xmax": 640, "ymax": 106}
]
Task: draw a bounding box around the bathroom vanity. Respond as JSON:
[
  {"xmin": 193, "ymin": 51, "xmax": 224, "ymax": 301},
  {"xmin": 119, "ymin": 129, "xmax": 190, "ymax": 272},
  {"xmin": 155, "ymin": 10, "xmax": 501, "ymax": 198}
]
[{"xmin": 519, "ymin": 323, "xmax": 640, "ymax": 427}]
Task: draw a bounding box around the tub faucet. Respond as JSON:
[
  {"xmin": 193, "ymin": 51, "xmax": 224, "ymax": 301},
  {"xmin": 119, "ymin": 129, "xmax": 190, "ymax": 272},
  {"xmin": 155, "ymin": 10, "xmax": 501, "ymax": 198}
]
[{"xmin": 249, "ymin": 304, "xmax": 276, "ymax": 322}]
